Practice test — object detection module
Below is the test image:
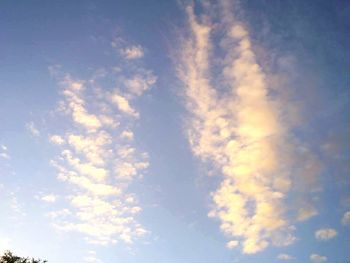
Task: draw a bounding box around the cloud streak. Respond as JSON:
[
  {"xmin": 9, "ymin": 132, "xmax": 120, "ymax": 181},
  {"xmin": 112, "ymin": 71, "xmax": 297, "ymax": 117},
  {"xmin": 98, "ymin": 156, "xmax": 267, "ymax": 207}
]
[
  {"xmin": 177, "ymin": 0, "xmax": 322, "ymax": 254},
  {"xmin": 277, "ymin": 253, "xmax": 294, "ymax": 260}
]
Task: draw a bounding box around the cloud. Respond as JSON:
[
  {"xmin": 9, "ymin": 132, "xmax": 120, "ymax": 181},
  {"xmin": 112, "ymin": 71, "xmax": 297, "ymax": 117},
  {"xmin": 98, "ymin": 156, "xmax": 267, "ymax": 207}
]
[
  {"xmin": 50, "ymin": 135, "xmax": 65, "ymax": 145},
  {"xmin": 26, "ymin": 121, "xmax": 40, "ymax": 136},
  {"xmin": 0, "ymin": 153, "xmax": 10, "ymax": 160},
  {"xmin": 60, "ymin": 79, "xmax": 102, "ymax": 131},
  {"xmin": 310, "ymin": 254, "xmax": 327, "ymax": 263},
  {"xmin": 111, "ymin": 92, "xmax": 139, "ymax": 117},
  {"xmin": 226, "ymin": 240, "xmax": 239, "ymax": 249},
  {"xmin": 315, "ymin": 228, "xmax": 337, "ymax": 241},
  {"xmin": 277, "ymin": 253, "xmax": 294, "ymax": 260},
  {"xmin": 41, "ymin": 194, "xmax": 57, "ymax": 203},
  {"xmin": 66, "ymin": 132, "xmax": 111, "ymax": 166},
  {"xmin": 46, "ymin": 208, "xmax": 71, "ymax": 219},
  {"xmin": 124, "ymin": 72, "xmax": 156, "ymax": 96},
  {"xmin": 47, "ymin": 40, "xmax": 154, "ymax": 246},
  {"xmin": 0, "ymin": 144, "xmax": 11, "ymax": 160},
  {"xmin": 297, "ymin": 205, "xmax": 318, "ymax": 222},
  {"xmin": 84, "ymin": 250, "xmax": 102, "ymax": 263},
  {"xmin": 121, "ymin": 130, "xmax": 134, "ymax": 140},
  {"xmin": 7, "ymin": 191, "xmax": 26, "ymax": 224},
  {"xmin": 342, "ymin": 211, "xmax": 350, "ymax": 225},
  {"xmin": 120, "ymin": 45, "xmax": 144, "ymax": 59},
  {"xmin": 177, "ymin": 0, "xmax": 321, "ymax": 254}
]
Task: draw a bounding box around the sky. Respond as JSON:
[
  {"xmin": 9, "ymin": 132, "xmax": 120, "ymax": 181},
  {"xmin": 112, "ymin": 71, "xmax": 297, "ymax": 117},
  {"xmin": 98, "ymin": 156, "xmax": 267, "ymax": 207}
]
[{"xmin": 0, "ymin": 0, "xmax": 350, "ymax": 262}]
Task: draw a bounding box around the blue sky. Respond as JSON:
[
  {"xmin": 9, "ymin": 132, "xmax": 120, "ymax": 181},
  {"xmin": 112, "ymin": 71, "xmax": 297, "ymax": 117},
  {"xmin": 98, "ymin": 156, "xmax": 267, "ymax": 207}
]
[{"xmin": 0, "ymin": 0, "xmax": 349, "ymax": 262}]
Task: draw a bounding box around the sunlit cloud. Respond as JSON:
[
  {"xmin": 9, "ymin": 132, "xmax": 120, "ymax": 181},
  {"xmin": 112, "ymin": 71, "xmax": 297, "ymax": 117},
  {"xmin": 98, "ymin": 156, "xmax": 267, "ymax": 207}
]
[
  {"xmin": 315, "ymin": 228, "xmax": 337, "ymax": 241},
  {"xmin": 111, "ymin": 92, "xmax": 139, "ymax": 117},
  {"xmin": 226, "ymin": 240, "xmax": 239, "ymax": 249},
  {"xmin": 177, "ymin": 0, "xmax": 322, "ymax": 254},
  {"xmin": 47, "ymin": 39, "xmax": 156, "ymax": 246}
]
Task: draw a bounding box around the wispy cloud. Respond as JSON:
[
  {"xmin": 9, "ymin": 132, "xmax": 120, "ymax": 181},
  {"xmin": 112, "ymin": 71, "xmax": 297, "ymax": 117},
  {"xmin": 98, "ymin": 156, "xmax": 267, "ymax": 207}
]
[
  {"xmin": 40, "ymin": 194, "xmax": 57, "ymax": 203},
  {"xmin": 297, "ymin": 205, "xmax": 318, "ymax": 222},
  {"xmin": 315, "ymin": 228, "xmax": 337, "ymax": 241},
  {"xmin": 47, "ymin": 39, "xmax": 155, "ymax": 246},
  {"xmin": 310, "ymin": 254, "xmax": 327, "ymax": 263},
  {"xmin": 342, "ymin": 211, "xmax": 350, "ymax": 225},
  {"xmin": 26, "ymin": 121, "xmax": 40, "ymax": 137},
  {"xmin": 8, "ymin": 191, "xmax": 26, "ymax": 222},
  {"xmin": 120, "ymin": 45, "xmax": 144, "ymax": 60},
  {"xmin": 83, "ymin": 250, "xmax": 103, "ymax": 263},
  {"xmin": 49, "ymin": 135, "xmax": 65, "ymax": 145},
  {"xmin": 0, "ymin": 153, "xmax": 10, "ymax": 160},
  {"xmin": 177, "ymin": 0, "xmax": 322, "ymax": 254},
  {"xmin": 277, "ymin": 253, "xmax": 294, "ymax": 260}
]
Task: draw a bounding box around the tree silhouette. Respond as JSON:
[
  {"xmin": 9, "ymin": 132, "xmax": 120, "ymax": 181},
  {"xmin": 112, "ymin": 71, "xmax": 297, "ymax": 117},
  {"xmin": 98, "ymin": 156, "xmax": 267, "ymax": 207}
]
[{"xmin": 0, "ymin": 251, "xmax": 47, "ymax": 263}]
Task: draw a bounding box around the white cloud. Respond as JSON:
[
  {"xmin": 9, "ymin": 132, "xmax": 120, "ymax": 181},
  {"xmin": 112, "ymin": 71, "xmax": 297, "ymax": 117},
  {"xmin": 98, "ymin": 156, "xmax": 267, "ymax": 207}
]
[
  {"xmin": 342, "ymin": 211, "xmax": 350, "ymax": 225},
  {"xmin": 50, "ymin": 135, "xmax": 65, "ymax": 145},
  {"xmin": 297, "ymin": 205, "xmax": 318, "ymax": 222},
  {"xmin": 310, "ymin": 254, "xmax": 327, "ymax": 263},
  {"xmin": 124, "ymin": 72, "xmax": 156, "ymax": 96},
  {"xmin": 84, "ymin": 250, "xmax": 102, "ymax": 263},
  {"xmin": 277, "ymin": 253, "xmax": 294, "ymax": 260},
  {"xmin": 179, "ymin": 4, "xmax": 289, "ymax": 254},
  {"xmin": 41, "ymin": 194, "xmax": 57, "ymax": 203},
  {"xmin": 226, "ymin": 240, "xmax": 239, "ymax": 249},
  {"xmin": 121, "ymin": 130, "xmax": 134, "ymax": 140},
  {"xmin": 177, "ymin": 1, "xmax": 321, "ymax": 254},
  {"xmin": 67, "ymin": 132, "xmax": 112, "ymax": 166},
  {"xmin": 46, "ymin": 209, "xmax": 71, "ymax": 219},
  {"xmin": 1, "ymin": 145, "xmax": 7, "ymax": 151},
  {"xmin": 60, "ymin": 78, "xmax": 102, "ymax": 131},
  {"xmin": 111, "ymin": 92, "xmax": 138, "ymax": 117},
  {"xmin": 315, "ymin": 228, "xmax": 337, "ymax": 241},
  {"xmin": 48, "ymin": 37, "xmax": 154, "ymax": 246},
  {"xmin": 26, "ymin": 121, "xmax": 40, "ymax": 136},
  {"xmin": 9, "ymin": 192, "xmax": 26, "ymax": 219},
  {"xmin": 120, "ymin": 45, "xmax": 144, "ymax": 59},
  {"xmin": 61, "ymin": 149, "xmax": 108, "ymax": 181},
  {"xmin": 0, "ymin": 153, "xmax": 10, "ymax": 160}
]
